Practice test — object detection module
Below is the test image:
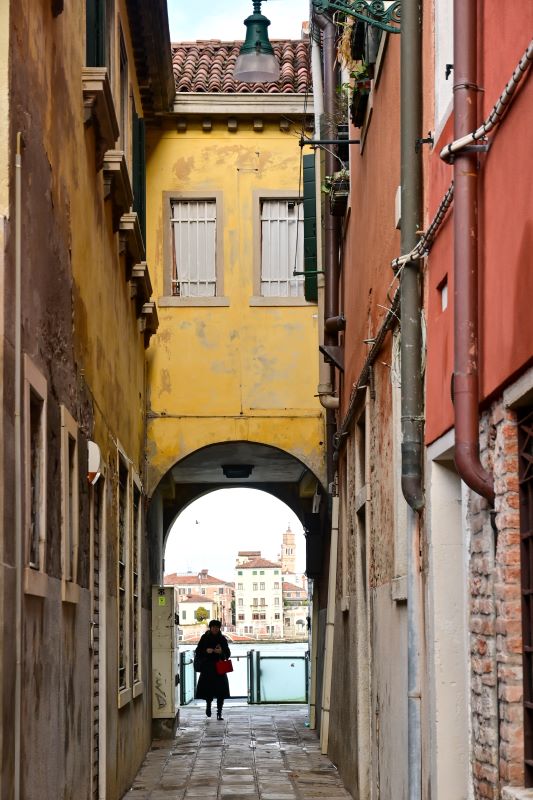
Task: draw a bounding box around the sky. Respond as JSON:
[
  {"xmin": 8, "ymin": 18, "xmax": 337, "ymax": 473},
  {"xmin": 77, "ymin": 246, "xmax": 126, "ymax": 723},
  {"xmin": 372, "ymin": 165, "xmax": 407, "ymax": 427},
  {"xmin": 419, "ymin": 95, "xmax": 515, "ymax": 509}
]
[
  {"xmin": 167, "ymin": 0, "xmax": 310, "ymax": 42},
  {"xmin": 164, "ymin": 488, "xmax": 306, "ymax": 583}
]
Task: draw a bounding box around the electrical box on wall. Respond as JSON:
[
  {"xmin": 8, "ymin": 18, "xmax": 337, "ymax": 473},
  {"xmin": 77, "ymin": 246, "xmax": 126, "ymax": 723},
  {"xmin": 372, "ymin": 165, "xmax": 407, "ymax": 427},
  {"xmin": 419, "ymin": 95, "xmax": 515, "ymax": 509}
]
[{"xmin": 152, "ymin": 586, "xmax": 179, "ymax": 737}]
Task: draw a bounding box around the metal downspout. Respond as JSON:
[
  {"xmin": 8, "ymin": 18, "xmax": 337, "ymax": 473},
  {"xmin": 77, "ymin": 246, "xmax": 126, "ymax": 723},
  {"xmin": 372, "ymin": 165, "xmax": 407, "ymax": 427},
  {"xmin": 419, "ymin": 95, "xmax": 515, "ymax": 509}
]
[
  {"xmin": 14, "ymin": 132, "xmax": 23, "ymax": 800},
  {"xmin": 312, "ymin": 7, "xmax": 339, "ymax": 414},
  {"xmin": 319, "ymin": 493, "xmax": 339, "ymax": 754},
  {"xmin": 400, "ymin": 0, "xmax": 424, "ymax": 512},
  {"xmin": 314, "ymin": 12, "xmax": 340, "ymax": 485},
  {"xmin": 452, "ymin": 0, "xmax": 495, "ymax": 505},
  {"xmin": 400, "ymin": 2, "xmax": 424, "ymax": 799}
]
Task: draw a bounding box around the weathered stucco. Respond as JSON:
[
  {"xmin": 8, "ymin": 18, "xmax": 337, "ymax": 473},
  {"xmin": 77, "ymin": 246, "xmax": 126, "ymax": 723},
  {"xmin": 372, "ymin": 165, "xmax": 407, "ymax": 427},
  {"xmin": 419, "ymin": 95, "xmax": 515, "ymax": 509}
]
[
  {"xmin": 1, "ymin": 1, "xmax": 165, "ymax": 797},
  {"xmin": 146, "ymin": 120, "xmax": 325, "ymax": 494}
]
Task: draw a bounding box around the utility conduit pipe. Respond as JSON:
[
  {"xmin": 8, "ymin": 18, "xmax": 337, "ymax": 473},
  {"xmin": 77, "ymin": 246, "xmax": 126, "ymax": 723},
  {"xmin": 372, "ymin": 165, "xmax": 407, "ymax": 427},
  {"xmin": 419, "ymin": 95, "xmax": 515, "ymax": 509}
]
[
  {"xmin": 14, "ymin": 131, "xmax": 23, "ymax": 800},
  {"xmin": 440, "ymin": 38, "xmax": 533, "ymax": 162},
  {"xmin": 311, "ymin": 9, "xmax": 338, "ymax": 412},
  {"xmin": 319, "ymin": 493, "xmax": 339, "ymax": 754},
  {"xmin": 451, "ymin": 0, "xmax": 494, "ymax": 505},
  {"xmin": 314, "ymin": 11, "xmax": 340, "ymax": 482}
]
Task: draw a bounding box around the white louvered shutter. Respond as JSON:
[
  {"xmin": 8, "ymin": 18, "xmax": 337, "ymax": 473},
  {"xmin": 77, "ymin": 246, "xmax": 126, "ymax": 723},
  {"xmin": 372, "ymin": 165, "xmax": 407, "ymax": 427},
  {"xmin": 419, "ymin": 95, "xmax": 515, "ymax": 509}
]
[
  {"xmin": 171, "ymin": 200, "xmax": 217, "ymax": 296},
  {"xmin": 260, "ymin": 199, "xmax": 304, "ymax": 297}
]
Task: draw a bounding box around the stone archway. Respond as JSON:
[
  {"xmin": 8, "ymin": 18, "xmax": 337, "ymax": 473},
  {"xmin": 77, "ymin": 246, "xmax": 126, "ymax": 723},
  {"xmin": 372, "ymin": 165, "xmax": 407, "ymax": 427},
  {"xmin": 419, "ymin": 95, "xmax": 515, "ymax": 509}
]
[{"xmin": 147, "ymin": 440, "xmax": 328, "ymax": 585}]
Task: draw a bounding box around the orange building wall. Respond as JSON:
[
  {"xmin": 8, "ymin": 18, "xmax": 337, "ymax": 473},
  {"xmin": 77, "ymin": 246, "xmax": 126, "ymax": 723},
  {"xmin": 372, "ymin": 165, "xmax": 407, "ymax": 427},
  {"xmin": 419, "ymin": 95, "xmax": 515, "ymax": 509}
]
[{"xmin": 425, "ymin": 6, "xmax": 533, "ymax": 445}]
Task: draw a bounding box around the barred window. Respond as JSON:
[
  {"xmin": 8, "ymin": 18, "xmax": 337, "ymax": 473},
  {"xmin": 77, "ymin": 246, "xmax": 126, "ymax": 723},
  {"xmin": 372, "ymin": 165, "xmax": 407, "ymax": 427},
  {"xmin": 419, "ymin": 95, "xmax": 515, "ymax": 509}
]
[{"xmin": 170, "ymin": 200, "xmax": 217, "ymax": 297}]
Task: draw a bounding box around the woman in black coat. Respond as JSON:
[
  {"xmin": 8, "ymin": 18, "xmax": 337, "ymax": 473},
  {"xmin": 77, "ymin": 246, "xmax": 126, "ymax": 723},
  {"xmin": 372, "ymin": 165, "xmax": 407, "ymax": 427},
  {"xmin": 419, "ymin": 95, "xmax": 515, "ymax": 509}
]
[{"xmin": 194, "ymin": 619, "xmax": 231, "ymax": 719}]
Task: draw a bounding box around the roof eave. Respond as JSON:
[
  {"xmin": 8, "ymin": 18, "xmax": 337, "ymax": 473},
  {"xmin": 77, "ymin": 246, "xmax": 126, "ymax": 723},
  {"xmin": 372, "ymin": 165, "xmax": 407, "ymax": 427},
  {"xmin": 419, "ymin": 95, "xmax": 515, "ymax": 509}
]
[
  {"xmin": 168, "ymin": 93, "xmax": 314, "ymax": 117},
  {"xmin": 126, "ymin": 0, "xmax": 175, "ymax": 114}
]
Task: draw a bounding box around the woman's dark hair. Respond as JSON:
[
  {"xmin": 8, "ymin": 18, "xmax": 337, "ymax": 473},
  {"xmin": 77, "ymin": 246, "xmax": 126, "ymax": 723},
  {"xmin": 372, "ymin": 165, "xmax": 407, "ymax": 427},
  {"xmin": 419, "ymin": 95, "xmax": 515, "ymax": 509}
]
[{"xmin": 208, "ymin": 619, "xmax": 222, "ymax": 629}]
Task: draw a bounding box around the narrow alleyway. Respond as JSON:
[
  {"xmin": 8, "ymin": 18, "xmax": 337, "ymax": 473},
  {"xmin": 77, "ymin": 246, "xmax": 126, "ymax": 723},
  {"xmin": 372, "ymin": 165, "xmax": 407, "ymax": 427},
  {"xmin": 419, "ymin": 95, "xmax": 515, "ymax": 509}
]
[{"xmin": 123, "ymin": 703, "xmax": 352, "ymax": 800}]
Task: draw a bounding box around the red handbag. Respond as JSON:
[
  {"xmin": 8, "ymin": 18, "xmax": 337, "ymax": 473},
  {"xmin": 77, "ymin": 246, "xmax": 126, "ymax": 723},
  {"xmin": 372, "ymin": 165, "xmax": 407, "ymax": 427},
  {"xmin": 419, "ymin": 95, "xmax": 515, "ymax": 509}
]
[{"xmin": 215, "ymin": 659, "xmax": 233, "ymax": 675}]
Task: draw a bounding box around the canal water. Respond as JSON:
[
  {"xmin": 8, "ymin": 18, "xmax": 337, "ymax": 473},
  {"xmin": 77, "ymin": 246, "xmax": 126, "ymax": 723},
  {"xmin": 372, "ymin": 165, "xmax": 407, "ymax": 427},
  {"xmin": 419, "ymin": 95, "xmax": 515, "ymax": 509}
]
[{"xmin": 179, "ymin": 641, "xmax": 308, "ymax": 699}]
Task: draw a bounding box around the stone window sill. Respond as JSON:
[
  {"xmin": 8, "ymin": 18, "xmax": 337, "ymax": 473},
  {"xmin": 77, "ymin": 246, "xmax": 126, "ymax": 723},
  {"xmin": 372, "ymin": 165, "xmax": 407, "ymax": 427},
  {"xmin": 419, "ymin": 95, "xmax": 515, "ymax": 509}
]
[
  {"xmin": 82, "ymin": 68, "xmax": 119, "ymax": 171},
  {"xmin": 24, "ymin": 567, "xmax": 48, "ymax": 598},
  {"xmin": 62, "ymin": 580, "xmax": 80, "ymax": 605},
  {"xmin": 502, "ymin": 788, "xmax": 533, "ymax": 800},
  {"xmin": 249, "ymin": 296, "xmax": 315, "ymax": 307},
  {"xmin": 158, "ymin": 296, "xmax": 230, "ymax": 308},
  {"xmin": 103, "ymin": 150, "xmax": 133, "ymax": 230},
  {"xmin": 118, "ymin": 687, "xmax": 132, "ymax": 709}
]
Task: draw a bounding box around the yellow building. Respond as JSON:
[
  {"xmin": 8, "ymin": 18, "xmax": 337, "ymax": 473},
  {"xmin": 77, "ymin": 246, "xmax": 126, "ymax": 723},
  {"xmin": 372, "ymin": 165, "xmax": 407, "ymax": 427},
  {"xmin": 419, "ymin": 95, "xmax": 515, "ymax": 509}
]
[
  {"xmin": 0, "ymin": 2, "xmax": 173, "ymax": 798},
  {"xmin": 145, "ymin": 38, "xmax": 326, "ymax": 562}
]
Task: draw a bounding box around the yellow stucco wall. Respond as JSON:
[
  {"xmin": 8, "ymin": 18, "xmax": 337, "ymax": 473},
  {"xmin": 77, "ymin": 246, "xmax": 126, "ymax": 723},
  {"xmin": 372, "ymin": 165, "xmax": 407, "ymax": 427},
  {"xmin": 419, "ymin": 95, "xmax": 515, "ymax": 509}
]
[{"xmin": 146, "ymin": 119, "xmax": 325, "ymax": 491}]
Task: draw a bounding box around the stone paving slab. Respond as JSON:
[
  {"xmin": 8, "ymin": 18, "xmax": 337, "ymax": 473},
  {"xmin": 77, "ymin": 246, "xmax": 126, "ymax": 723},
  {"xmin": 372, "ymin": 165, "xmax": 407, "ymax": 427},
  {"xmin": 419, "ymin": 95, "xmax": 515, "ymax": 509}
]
[{"xmin": 122, "ymin": 703, "xmax": 353, "ymax": 800}]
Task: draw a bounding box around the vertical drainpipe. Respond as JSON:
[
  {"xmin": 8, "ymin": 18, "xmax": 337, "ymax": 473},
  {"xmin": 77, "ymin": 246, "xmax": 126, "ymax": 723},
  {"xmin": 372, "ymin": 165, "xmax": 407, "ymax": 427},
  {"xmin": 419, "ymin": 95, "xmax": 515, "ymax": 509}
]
[
  {"xmin": 400, "ymin": 2, "xmax": 423, "ymax": 799},
  {"xmin": 452, "ymin": 0, "xmax": 494, "ymax": 505},
  {"xmin": 400, "ymin": 2, "xmax": 423, "ymax": 511},
  {"xmin": 314, "ymin": 12, "xmax": 339, "ymax": 486}
]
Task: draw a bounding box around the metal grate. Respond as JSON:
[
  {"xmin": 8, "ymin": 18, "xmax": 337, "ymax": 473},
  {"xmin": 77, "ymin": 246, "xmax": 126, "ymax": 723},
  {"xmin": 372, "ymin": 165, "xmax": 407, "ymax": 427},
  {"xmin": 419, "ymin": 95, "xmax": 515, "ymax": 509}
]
[
  {"xmin": 519, "ymin": 408, "xmax": 533, "ymax": 786},
  {"xmin": 171, "ymin": 200, "xmax": 216, "ymax": 297},
  {"xmin": 260, "ymin": 199, "xmax": 304, "ymax": 297}
]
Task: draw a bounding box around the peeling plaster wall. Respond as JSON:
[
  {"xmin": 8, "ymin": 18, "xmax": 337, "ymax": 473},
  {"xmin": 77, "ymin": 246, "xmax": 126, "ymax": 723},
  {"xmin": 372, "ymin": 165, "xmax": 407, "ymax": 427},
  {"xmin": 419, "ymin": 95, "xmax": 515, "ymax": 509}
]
[
  {"xmin": 145, "ymin": 120, "xmax": 326, "ymax": 492},
  {"xmin": 2, "ymin": 1, "xmax": 154, "ymax": 797},
  {"xmin": 0, "ymin": 0, "xmax": 9, "ymax": 787}
]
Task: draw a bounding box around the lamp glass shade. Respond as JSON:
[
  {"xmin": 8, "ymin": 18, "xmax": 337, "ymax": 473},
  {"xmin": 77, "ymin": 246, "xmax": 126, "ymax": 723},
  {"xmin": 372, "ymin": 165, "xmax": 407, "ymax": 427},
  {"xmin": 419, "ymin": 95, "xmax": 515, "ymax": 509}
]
[{"xmin": 234, "ymin": 51, "xmax": 280, "ymax": 83}]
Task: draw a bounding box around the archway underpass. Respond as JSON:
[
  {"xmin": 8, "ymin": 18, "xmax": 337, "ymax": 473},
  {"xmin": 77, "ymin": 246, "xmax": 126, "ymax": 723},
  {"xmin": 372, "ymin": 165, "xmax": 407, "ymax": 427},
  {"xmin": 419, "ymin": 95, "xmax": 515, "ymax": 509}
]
[
  {"xmin": 148, "ymin": 440, "xmax": 328, "ymax": 585},
  {"xmin": 146, "ymin": 440, "xmax": 330, "ymax": 737}
]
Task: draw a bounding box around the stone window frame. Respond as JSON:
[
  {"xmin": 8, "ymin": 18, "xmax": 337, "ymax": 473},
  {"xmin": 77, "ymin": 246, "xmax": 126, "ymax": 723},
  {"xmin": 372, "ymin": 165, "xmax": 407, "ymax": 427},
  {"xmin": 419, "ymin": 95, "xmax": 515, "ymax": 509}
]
[
  {"xmin": 131, "ymin": 469, "xmax": 144, "ymax": 699},
  {"xmin": 250, "ymin": 189, "xmax": 313, "ymax": 307},
  {"xmin": 160, "ymin": 190, "xmax": 228, "ymax": 307},
  {"xmin": 117, "ymin": 447, "xmax": 132, "ymax": 708},
  {"xmin": 23, "ymin": 356, "xmax": 48, "ymax": 598},
  {"xmin": 61, "ymin": 405, "xmax": 80, "ymax": 605}
]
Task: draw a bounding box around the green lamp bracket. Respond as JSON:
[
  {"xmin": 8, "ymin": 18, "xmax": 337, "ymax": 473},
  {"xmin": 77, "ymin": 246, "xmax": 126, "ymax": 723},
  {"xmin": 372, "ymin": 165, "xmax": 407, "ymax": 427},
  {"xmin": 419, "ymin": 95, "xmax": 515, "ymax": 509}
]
[{"xmin": 312, "ymin": 0, "xmax": 401, "ymax": 34}]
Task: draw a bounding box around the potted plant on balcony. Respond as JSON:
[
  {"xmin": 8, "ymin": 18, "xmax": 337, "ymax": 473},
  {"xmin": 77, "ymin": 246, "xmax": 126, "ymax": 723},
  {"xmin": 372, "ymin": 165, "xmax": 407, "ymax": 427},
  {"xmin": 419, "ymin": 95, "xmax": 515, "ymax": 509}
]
[
  {"xmin": 350, "ymin": 62, "xmax": 372, "ymax": 128},
  {"xmin": 322, "ymin": 168, "xmax": 350, "ymax": 216}
]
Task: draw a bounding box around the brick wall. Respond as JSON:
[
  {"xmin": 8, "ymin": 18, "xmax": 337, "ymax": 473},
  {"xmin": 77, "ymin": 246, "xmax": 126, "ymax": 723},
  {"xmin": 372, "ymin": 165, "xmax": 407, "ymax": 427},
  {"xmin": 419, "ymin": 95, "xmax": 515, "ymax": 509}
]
[{"xmin": 470, "ymin": 402, "xmax": 523, "ymax": 798}]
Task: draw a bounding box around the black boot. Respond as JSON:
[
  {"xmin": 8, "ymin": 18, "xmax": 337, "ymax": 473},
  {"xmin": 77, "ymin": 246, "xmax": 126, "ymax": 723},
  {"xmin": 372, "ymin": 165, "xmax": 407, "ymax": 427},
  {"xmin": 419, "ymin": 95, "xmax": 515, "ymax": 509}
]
[
  {"xmin": 206, "ymin": 701, "xmax": 212, "ymax": 718},
  {"xmin": 216, "ymin": 701, "xmax": 224, "ymax": 720}
]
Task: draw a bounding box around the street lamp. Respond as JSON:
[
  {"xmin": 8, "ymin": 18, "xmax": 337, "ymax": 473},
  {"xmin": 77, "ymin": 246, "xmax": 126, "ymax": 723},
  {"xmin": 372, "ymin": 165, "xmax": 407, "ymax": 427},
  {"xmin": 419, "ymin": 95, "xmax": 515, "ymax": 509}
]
[{"xmin": 234, "ymin": 0, "xmax": 280, "ymax": 83}]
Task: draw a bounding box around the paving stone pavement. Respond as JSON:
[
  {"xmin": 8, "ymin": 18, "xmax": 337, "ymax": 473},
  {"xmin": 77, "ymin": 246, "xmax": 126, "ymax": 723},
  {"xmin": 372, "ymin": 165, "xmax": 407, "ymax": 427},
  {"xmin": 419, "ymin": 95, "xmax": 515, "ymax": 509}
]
[{"xmin": 123, "ymin": 702, "xmax": 353, "ymax": 800}]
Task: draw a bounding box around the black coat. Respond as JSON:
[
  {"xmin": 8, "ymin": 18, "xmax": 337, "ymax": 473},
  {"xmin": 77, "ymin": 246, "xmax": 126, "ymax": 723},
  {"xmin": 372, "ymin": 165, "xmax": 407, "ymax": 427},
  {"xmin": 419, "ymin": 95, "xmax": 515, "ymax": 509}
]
[{"xmin": 194, "ymin": 630, "xmax": 231, "ymax": 701}]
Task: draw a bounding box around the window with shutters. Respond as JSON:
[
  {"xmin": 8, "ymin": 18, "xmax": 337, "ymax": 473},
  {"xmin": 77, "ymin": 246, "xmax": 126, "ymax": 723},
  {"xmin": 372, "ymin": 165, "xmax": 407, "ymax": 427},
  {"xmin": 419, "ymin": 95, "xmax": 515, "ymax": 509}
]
[
  {"xmin": 132, "ymin": 474, "xmax": 143, "ymax": 696},
  {"xmin": 260, "ymin": 199, "xmax": 304, "ymax": 298},
  {"xmin": 161, "ymin": 192, "xmax": 227, "ymax": 306},
  {"xmin": 23, "ymin": 357, "xmax": 48, "ymax": 597},
  {"xmin": 251, "ymin": 190, "xmax": 312, "ymax": 306},
  {"xmin": 117, "ymin": 454, "xmax": 131, "ymax": 706},
  {"xmin": 61, "ymin": 405, "xmax": 79, "ymax": 604}
]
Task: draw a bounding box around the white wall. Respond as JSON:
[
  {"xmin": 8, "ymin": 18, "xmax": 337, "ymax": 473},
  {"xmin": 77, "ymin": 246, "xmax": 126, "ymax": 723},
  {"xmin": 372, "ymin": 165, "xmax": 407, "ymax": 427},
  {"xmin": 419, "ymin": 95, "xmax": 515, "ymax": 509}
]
[{"xmin": 427, "ymin": 433, "xmax": 472, "ymax": 800}]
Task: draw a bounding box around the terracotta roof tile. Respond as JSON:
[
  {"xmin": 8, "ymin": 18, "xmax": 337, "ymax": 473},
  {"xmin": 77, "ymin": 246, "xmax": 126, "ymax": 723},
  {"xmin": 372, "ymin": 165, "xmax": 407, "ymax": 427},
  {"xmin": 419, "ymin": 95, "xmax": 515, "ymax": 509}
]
[
  {"xmin": 172, "ymin": 39, "xmax": 311, "ymax": 95},
  {"xmin": 179, "ymin": 593, "xmax": 215, "ymax": 603},
  {"xmin": 165, "ymin": 572, "xmax": 230, "ymax": 586},
  {"xmin": 239, "ymin": 557, "xmax": 281, "ymax": 569},
  {"xmin": 282, "ymin": 581, "xmax": 306, "ymax": 592}
]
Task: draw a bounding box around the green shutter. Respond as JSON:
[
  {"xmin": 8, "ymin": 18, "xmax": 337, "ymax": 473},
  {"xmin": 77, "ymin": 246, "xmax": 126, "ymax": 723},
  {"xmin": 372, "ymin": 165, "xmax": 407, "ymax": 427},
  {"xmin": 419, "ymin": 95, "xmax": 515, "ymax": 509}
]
[
  {"xmin": 303, "ymin": 154, "xmax": 318, "ymax": 303},
  {"xmin": 86, "ymin": 0, "xmax": 106, "ymax": 68},
  {"xmin": 132, "ymin": 110, "xmax": 146, "ymax": 244}
]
